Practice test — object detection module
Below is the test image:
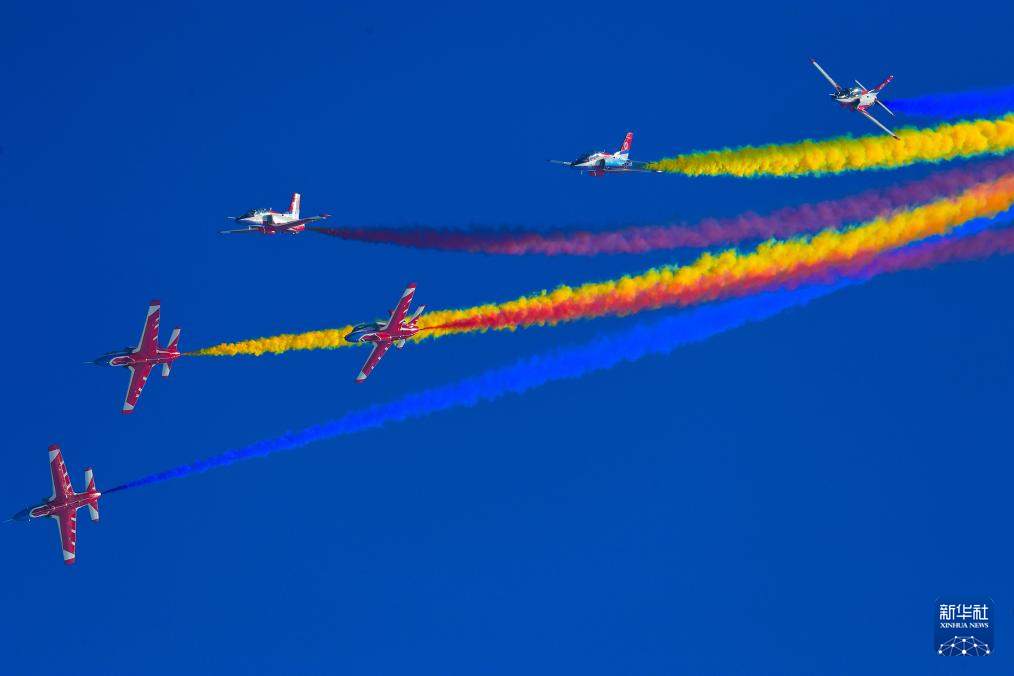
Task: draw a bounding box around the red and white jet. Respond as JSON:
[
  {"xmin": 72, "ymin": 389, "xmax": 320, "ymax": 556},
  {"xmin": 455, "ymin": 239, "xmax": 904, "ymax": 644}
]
[
  {"xmin": 548, "ymin": 132, "xmax": 661, "ymax": 176},
  {"xmin": 10, "ymin": 445, "xmax": 101, "ymax": 565},
  {"xmin": 810, "ymin": 59, "xmax": 898, "ymax": 139},
  {"xmin": 220, "ymin": 192, "xmax": 331, "ymax": 234},
  {"xmin": 344, "ymin": 284, "xmax": 426, "ymax": 383},
  {"xmin": 92, "ymin": 300, "xmax": 181, "ymax": 414}
]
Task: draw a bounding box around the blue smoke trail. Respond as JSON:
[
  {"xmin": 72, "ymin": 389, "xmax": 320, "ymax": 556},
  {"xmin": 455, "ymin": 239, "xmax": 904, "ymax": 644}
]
[
  {"xmin": 104, "ymin": 215, "xmax": 1010, "ymax": 495},
  {"xmin": 104, "ymin": 285, "xmax": 843, "ymax": 493},
  {"xmin": 888, "ymin": 85, "xmax": 1014, "ymax": 119}
]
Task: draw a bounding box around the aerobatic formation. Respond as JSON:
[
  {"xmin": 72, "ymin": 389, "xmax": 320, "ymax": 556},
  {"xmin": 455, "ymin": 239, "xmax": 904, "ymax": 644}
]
[{"xmin": 10, "ymin": 61, "xmax": 1014, "ymax": 564}]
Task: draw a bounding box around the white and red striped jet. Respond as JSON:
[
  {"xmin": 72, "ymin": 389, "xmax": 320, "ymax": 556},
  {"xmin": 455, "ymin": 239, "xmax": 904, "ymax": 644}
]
[
  {"xmin": 92, "ymin": 300, "xmax": 181, "ymax": 414},
  {"xmin": 10, "ymin": 445, "xmax": 101, "ymax": 565},
  {"xmin": 220, "ymin": 192, "xmax": 331, "ymax": 235},
  {"xmin": 344, "ymin": 284, "xmax": 426, "ymax": 383},
  {"xmin": 810, "ymin": 58, "xmax": 898, "ymax": 139},
  {"xmin": 548, "ymin": 132, "xmax": 661, "ymax": 176}
]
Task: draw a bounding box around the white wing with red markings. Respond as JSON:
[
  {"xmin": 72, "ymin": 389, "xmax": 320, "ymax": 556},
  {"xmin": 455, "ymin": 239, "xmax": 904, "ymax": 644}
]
[
  {"xmin": 54, "ymin": 510, "xmax": 77, "ymax": 564},
  {"xmin": 133, "ymin": 301, "xmax": 161, "ymax": 355},
  {"xmin": 859, "ymin": 109, "xmax": 898, "ymax": 139},
  {"xmin": 810, "ymin": 59, "xmax": 842, "ymax": 92},
  {"xmin": 383, "ymin": 284, "xmax": 417, "ymax": 329},
  {"xmin": 122, "ymin": 363, "xmax": 154, "ymax": 414},
  {"xmin": 47, "ymin": 444, "xmax": 73, "ymax": 501},
  {"xmin": 283, "ymin": 215, "xmax": 330, "ymax": 228},
  {"xmin": 355, "ymin": 341, "xmax": 392, "ymax": 383}
]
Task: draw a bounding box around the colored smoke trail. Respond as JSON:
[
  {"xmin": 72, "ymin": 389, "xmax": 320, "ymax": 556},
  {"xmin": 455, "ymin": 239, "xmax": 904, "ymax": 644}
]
[
  {"xmin": 108, "ymin": 221, "xmax": 1014, "ymax": 494},
  {"xmin": 191, "ymin": 173, "xmax": 1014, "ymax": 357},
  {"xmin": 889, "ymin": 85, "xmax": 1014, "ymax": 120},
  {"xmin": 311, "ymin": 157, "xmax": 1014, "ymax": 254},
  {"xmin": 106, "ymin": 285, "xmax": 848, "ymax": 493},
  {"xmin": 645, "ymin": 114, "xmax": 1014, "ymax": 178}
]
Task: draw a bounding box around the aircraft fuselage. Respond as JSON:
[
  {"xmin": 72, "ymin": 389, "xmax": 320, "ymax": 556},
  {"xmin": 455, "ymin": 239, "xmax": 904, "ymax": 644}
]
[
  {"xmin": 93, "ymin": 348, "xmax": 179, "ymax": 368},
  {"xmin": 13, "ymin": 488, "xmax": 100, "ymax": 522},
  {"xmin": 832, "ymin": 90, "xmax": 877, "ymax": 111},
  {"xmin": 346, "ymin": 324, "xmax": 420, "ymax": 344}
]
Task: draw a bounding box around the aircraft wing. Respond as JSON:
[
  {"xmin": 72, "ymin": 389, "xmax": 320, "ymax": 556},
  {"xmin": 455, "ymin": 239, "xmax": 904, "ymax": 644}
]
[
  {"xmin": 810, "ymin": 59, "xmax": 842, "ymax": 92},
  {"xmin": 355, "ymin": 341, "xmax": 392, "ymax": 383},
  {"xmin": 859, "ymin": 108, "xmax": 899, "ymax": 139},
  {"xmin": 623, "ymin": 161, "xmax": 662, "ymax": 173},
  {"xmin": 286, "ymin": 215, "xmax": 331, "ymax": 228},
  {"xmin": 122, "ymin": 363, "xmax": 154, "ymax": 414},
  {"xmin": 133, "ymin": 301, "xmax": 161, "ymax": 354},
  {"xmin": 547, "ymin": 160, "xmax": 575, "ymax": 165},
  {"xmin": 54, "ymin": 510, "xmax": 77, "ymax": 564},
  {"xmin": 48, "ymin": 445, "xmax": 73, "ymax": 502},
  {"xmin": 218, "ymin": 227, "xmax": 260, "ymax": 234},
  {"xmin": 386, "ymin": 284, "xmax": 417, "ymax": 328}
]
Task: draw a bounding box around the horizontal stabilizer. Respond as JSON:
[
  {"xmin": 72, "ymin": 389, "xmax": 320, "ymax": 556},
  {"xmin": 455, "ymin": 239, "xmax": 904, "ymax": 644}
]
[
  {"xmin": 84, "ymin": 468, "xmax": 99, "ymax": 521},
  {"xmin": 405, "ymin": 305, "xmax": 426, "ymax": 324}
]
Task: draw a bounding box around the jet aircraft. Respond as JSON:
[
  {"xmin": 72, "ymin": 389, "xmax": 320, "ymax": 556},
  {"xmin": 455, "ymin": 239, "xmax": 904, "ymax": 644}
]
[
  {"xmin": 92, "ymin": 300, "xmax": 181, "ymax": 414},
  {"xmin": 220, "ymin": 192, "xmax": 331, "ymax": 234},
  {"xmin": 345, "ymin": 284, "xmax": 425, "ymax": 383},
  {"xmin": 11, "ymin": 445, "xmax": 101, "ymax": 565},
  {"xmin": 810, "ymin": 58, "xmax": 898, "ymax": 139},
  {"xmin": 548, "ymin": 132, "xmax": 661, "ymax": 175}
]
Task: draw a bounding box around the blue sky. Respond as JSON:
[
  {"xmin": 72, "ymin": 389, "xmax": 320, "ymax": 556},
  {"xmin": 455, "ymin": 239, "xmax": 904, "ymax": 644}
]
[{"xmin": 1, "ymin": 1, "xmax": 1012, "ymax": 673}]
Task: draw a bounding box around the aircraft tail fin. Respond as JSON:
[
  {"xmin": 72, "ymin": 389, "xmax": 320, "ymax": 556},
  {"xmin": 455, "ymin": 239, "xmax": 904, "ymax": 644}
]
[
  {"xmin": 288, "ymin": 192, "xmax": 301, "ymax": 218},
  {"xmin": 872, "ymin": 75, "xmax": 893, "ymax": 93},
  {"xmin": 616, "ymin": 132, "xmax": 633, "ymax": 157},
  {"xmin": 84, "ymin": 468, "xmax": 99, "ymax": 522}
]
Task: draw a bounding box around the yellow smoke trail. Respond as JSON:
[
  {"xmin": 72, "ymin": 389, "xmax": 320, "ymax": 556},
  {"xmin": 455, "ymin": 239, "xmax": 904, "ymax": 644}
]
[
  {"xmin": 192, "ymin": 174, "xmax": 1014, "ymax": 357},
  {"xmin": 646, "ymin": 114, "xmax": 1014, "ymax": 177}
]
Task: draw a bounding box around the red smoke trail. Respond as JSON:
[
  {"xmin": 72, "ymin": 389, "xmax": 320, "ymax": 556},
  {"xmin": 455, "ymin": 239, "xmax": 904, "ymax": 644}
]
[
  {"xmin": 428, "ymin": 224, "xmax": 1014, "ymax": 336},
  {"xmin": 312, "ymin": 157, "xmax": 1014, "ymax": 255}
]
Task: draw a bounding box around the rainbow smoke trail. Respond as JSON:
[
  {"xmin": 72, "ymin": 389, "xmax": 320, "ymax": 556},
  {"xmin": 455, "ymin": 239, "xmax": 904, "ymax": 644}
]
[
  {"xmin": 646, "ymin": 114, "xmax": 1014, "ymax": 178},
  {"xmin": 192, "ymin": 172, "xmax": 1014, "ymax": 356},
  {"xmin": 889, "ymin": 85, "xmax": 1014, "ymax": 120},
  {"xmin": 311, "ymin": 157, "xmax": 1014, "ymax": 255},
  {"xmin": 105, "ymin": 286, "xmax": 849, "ymax": 493},
  {"xmin": 108, "ymin": 221, "xmax": 1014, "ymax": 493}
]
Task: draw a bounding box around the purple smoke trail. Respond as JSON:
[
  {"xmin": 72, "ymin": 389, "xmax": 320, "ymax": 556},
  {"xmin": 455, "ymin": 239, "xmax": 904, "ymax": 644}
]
[{"xmin": 311, "ymin": 156, "xmax": 1014, "ymax": 255}]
